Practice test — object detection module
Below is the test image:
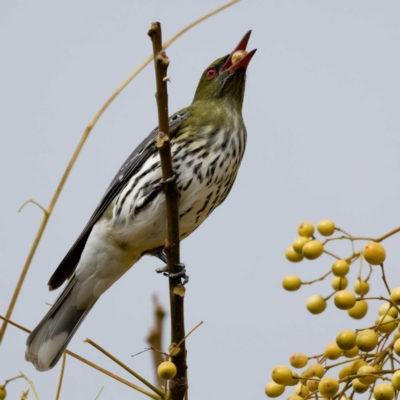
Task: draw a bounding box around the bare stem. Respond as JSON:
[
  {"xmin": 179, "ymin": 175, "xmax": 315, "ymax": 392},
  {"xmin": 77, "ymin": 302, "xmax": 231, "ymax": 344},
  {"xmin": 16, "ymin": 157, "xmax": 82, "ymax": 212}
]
[
  {"xmin": 376, "ymin": 226, "xmax": 400, "ymax": 242},
  {"xmin": 65, "ymin": 349, "xmax": 163, "ymax": 400},
  {"xmin": 19, "ymin": 372, "xmax": 40, "ymax": 400},
  {"xmin": 322, "ymin": 249, "xmax": 341, "ymax": 260},
  {"xmin": 380, "ymin": 264, "xmax": 392, "ymax": 296},
  {"xmin": 55, "ymin": 352, "xmax": 67, "ymax": 400},
  {"xmin": 85, "ymin": 338, "xmax": 164, "ymax": 398},
  {"xmin": 301, "ymin": 270, "xmax": 331, "ymax": 285}
]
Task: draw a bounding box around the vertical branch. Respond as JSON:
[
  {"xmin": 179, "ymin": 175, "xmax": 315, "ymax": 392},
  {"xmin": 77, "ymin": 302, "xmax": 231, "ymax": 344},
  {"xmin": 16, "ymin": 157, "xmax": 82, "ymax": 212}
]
[
  {"xmin": 148, "ymin": 22, "xmax": 187, "ymax": 400},
  {"xmin": 147, "ymin": 296, "xmax": 166, "ymax": 389}
]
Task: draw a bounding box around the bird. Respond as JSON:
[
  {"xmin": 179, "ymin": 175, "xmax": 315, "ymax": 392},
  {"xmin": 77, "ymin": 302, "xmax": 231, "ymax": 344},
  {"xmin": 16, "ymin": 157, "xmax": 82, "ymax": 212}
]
[{"xmin": 25, "ymin": 31, "xmax": 256, "ymax": 371}]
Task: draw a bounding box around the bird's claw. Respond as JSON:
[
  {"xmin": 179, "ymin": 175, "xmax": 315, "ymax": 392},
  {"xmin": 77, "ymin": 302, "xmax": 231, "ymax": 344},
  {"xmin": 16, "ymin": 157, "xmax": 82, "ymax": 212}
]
[
  {"xmin": 153, "ymin": 174, "xmax": 178, "ymax": 190},
  {"xmin": 155, "ymin": 263, "xmax": 189, "ymax": 285}
]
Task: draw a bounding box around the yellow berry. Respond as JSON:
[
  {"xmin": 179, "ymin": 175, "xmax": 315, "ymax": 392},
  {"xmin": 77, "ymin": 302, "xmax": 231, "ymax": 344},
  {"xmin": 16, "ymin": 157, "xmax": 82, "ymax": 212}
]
[
  {"xmin": 286, "ymin": 373, "xmax": 300, "ymax": 386},
  {"xmin": 294, "ymin": 383, "xmax": 309, "ymax": 397},
  {"xmin": 299, "ymin": 370, "xmax": 313, "ymax": 385},
  {"xmin": 332, "ymin": 260, "xmax": 349, "ymax": 277},
  {"xmin": 334, "ymin": 290, "xmax": 356, "ymax": 310},
  {"xmin": 352, "ymin": 378, "xmax": 370, "ymax": 393},
  {"xmin": 378, "ymin": 303, "xmax": 398, "ymax": 318},
  {"xmin": 373, "ymin": 383, "xmax": 395, "ymax": 400},
  {"xmin": 307, "ymin": 363, "xmax": 325, "ymax": 378},
  {"xmin": 285, "ymin": 246, "xmax": 303, "ymax": 262},
  {"xmin": 292, "ymin": 236, "xmax": 309, "ymax": 253},
  {"xmin": 350, "ymin": 359, "xmax": 367, "ymax": 374},
  {"xmin": 231, "ymin": 50, "xmax": 248, "ymax": 64},
  {"xmin": 390, "ymin": 287, "xmax": 400, "ymax": 305},
  {"xmin": 318, "ymin": 377, "xmax": 339, "ymax": 397},
  {"xmin": 157, "ymin": 361, "xmax": 177, "ymax": 380},
  {"xmin": 282, "ymin": 275, "xmax": 302, "ymax": 291},
  {"xmin": 363, "ymin": 242, "xmax": 386, "ymax": 265},
  {"xmin": 286, "ymin": 395, "xmax": 303, "ymax": 400},
  {"xmin": 348, "ymin": 300, "xmax": 368, "ymax": 320},
  {"xmin": 290, "ymin": 352, "xmax": 308, "ymax": 369},
  {"xmin": 272, "ymin": 365, "xmax": 293, "ymax": 385},
  {"xmin": 306, "ymin": 295, "xmax": 326, "ymax": 314},
  {"xmin": 354, "ymin": 279, "xmax": 370, "ymax": 295},
  {"xmin": 317, "ymin": 219, "xmax": 335, "ymax": 236},
  {"xmin": 302, "ymin": 240, "xmax": 323, "ymax": 260},
  {"xmin": 336, "ymin": 329, "xmax": 356, "ymax": 350},
  {"xmin": 324, "ymin": 342, "xmax": 342, "ymax": 360},
  {"xmin": 376, "ymin": 315, "xmax": 397, "ymax": 333},
  {"xmin": 264, "ymin": 381, "xmax": 285, "ymax": 398},
  {"xmin": 342, "ymin": 346, "xmax": 359, "ymax": 358},
  {"xmin": 393, "ymin": 338, "xmax": 400, "ymax": 356},
  {"xmin": 338, "ymin": 365, "xmax": 352, "ymax": 379},
  {"xmin": 356, "ymin": 329, "xmax": 378, "ymax": 352},
  {"xmin": 298, "ymin": 221, "xmax": 314, "ymax": 237},
  {"xmin": 0, "ymin": 386, "xmax": 6, "ymax": 400},
  {"xmin": 391, "ymin": 371, "xmax": 400, "ymax": 390},
  {"xmin": 374, "ymin": 363, "xmax": 383, "ymax": 371},
  {"xmin": 358, "ymin": 365, "xmax": 378, "ymax": 385},
  {"xmin": 331, "ymin": 276, "xmax": 348, "ymax": 290},
  {"xmin": 306, "ymin": 376, "xmax": 320, "ymax": 392}
]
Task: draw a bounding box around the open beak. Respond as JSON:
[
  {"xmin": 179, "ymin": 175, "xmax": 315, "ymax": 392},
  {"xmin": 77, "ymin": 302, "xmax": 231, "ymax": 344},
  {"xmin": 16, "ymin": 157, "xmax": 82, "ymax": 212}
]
[{"xmin": 220, "ymin": 30, "xmax": 257, "ymax": 74}]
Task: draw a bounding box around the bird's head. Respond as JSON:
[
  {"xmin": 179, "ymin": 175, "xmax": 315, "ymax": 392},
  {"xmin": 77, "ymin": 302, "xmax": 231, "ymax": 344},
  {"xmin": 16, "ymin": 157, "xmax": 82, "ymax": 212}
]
[{"xmin": 192, "ymin": 31, "xmax": 256, "ymax": 109}]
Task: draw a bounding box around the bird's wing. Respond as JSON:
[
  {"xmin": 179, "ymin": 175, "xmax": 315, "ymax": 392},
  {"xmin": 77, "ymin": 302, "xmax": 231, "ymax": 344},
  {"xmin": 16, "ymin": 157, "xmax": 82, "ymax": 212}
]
[{"xmin": 48, "ymin": 109, "xmax": 192, "ymax": 290}]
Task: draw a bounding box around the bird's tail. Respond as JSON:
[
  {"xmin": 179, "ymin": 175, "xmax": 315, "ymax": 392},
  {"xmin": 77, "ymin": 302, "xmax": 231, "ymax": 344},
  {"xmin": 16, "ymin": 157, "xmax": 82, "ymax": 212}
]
[{"xmin": 25, "ymin": 277, "xmax": 96, "ymax": 371}]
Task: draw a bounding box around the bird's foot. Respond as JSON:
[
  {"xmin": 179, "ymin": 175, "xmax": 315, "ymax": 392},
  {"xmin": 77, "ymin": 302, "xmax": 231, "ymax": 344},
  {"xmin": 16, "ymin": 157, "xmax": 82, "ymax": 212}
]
[
  {"xmin": 153, "ymin": 174, "xmax": 178, "ymax": 190},
  {"xmin": 156, "ymin": 263, "xmax": 189, "ymax": 285}
]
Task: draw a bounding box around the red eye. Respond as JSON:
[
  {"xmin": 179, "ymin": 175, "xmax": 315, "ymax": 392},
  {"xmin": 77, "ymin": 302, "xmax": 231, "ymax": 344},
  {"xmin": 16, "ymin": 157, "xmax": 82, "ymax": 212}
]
[{"xmin": 206, "ymin": 68, "xmax": 216, "ymax": 79}]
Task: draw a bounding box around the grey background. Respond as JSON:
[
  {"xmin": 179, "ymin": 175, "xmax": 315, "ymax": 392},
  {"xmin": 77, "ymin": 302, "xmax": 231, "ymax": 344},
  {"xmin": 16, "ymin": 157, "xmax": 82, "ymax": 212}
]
[{"xmin": 1, "ymin": 1, "xmax": 399, "ymax": 399}]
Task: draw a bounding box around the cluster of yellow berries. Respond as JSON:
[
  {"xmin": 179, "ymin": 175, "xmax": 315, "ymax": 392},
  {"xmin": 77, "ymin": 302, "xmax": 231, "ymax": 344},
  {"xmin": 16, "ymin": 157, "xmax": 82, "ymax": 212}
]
[
  {"xmin": 266, "ymin": 306, "xmax": 400, "ymax": 399},
  {"xmin": 265, "ymin": 220, "xmax": 400, "ymax": 398},
  {"xmin": 283, "ymin": 220, "xmax": 386, "ymax": 317}
]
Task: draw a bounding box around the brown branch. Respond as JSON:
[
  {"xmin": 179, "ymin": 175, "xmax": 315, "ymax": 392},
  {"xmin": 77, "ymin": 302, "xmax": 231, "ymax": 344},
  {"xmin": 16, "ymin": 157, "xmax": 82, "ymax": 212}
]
[
  {"xmin": 148, "ymin": 22, "xmax": 187, "ymax": 400},
  {"xmin": 147, "ymin": 296, "xmax": 166, "ymax": 389}
]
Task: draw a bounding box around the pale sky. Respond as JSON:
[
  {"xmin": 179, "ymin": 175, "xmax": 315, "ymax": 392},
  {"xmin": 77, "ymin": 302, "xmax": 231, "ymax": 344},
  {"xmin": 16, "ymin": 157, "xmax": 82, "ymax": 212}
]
[{"xmin": 1, "ymin": 1, "xmax": 400, "ymax": 399}]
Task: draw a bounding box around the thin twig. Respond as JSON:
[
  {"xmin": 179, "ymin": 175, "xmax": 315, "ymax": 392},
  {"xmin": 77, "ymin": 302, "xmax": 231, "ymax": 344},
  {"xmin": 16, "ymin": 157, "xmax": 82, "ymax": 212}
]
[
  {"xmin": 84, "ymin": 337, "xmax": 164, "ymax": 399},
  {"xmin": 380, "ymin": 264, "xmax": 392, "ymax": 296},
  {"xmin": 18, "ymin": 199, "xmax": 48, "ymax": 215},
  {"xmin": 19, "ymin": 373, "xmax": 40, "ymax": 400},
  {"xmin": 94, "ymin": 386, "xmax": 104, "ymax": 400},
  {"xmin": 65, "ymin": 349, "xmax": 163, "ymax": 400},
  {"xmin": 301, "ymin": 270, "xmax": 331, "ymax": 285},
  {"xmin": 168, "ymin": 321, "xmax": 203, "ymax": 359},
  {"xmin": 0, "ymin": 315, "xmax": 30, "ymax": 333},
  {"xmin": 322, "ymin": 249, "xmax": 341, "ymax": 260},
  {"xmin": 376, "ymin": 227, "xmax": 400, "ymax": 242},
  {"xmin": 55, "ymin": 352, "xmax": 67, "ymax": 400},
  {"xmin": 0, "ymin": 0, "xmax": 239, "ymax": 343}
]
